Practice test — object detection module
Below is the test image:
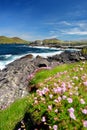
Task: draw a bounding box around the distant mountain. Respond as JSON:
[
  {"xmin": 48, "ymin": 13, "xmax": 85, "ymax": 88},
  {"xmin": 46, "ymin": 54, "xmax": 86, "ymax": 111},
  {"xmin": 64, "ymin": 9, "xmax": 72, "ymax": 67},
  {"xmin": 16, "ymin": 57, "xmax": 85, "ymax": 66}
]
[
  {"xmin": 43, "ymin": 38, "xmax": 62, "ymax": 44},
  {"xmin": 0, "ymin": 36, "xmax": 30, "ymax": 44},
  {"xmin": 30, "ymin": 38, "xmax": 63, "ymax": 45}
]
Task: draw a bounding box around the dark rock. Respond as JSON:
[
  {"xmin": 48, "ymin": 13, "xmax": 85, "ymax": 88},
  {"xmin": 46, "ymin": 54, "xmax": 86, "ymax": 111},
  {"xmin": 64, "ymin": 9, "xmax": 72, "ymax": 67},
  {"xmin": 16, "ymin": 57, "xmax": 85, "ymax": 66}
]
[
  {"xmin": 34, "ymin": 56, "xmax": 49, "ymax": 67},
  {"xmin": 48, "ymin": 51, "xmax": 82, "ymax": 63},
  {"xmin": 21, "ymin": 54, "xmax": 33, "ymax": 59}
]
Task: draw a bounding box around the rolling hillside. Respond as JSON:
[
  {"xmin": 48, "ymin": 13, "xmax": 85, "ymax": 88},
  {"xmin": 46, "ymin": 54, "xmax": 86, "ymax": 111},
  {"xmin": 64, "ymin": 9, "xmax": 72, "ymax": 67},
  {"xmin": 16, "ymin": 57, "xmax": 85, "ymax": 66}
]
[{"xmin": 0, "ymin": 36, "xmax": 30, "ymax": 44}]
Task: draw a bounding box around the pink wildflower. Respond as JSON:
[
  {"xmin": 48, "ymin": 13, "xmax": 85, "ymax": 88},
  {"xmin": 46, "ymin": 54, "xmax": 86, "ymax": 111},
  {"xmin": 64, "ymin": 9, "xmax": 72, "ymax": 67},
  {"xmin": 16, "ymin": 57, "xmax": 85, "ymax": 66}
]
[
  {"xmin": 69, "ymin": 112, "xmax": 76, "ymax": 120},
  {"xmin": 48, "ymin": 105, "xmax": 52, "ymax": 111},
  {"xmin": 42, "ymin": 87, "xmax": 49, "ymax": 95},
  {"xmin": 53, "ymin": 88, "xmax": 58, "ymax": 93},
  {"xmin": 67, "ymin": 83, "xmax": 72, "ymax": 89},
  {"xmin": 75, "ymin": 87, "xmax": 78, "ymax": 90},
  {"xmin": 62, "ymin": 86, "xmax": 67, "ymax": 92},
  {"xmin": 80, "ymin": 98, "xmax": 85, "ymax": 104},
  {"xmin": 62, "ymin": 95, "xmax": 67, "ymax": 100},
  {"xmin": 53, "ymin": 125, "xmax": 58, "ymax": 130},
  {"xmin": 82, "ymin": 109, "xmax": 87, "ymax": 114},
  {"xmin": 75, "ymin": 92, "xmax": 79, "ymax": 96},
  {"xmin": 73, "ymin": 76, "xmax": 78, "ymax": 80},
  {"xmin": 69, "ymin": 92, "xmax": 73, "ymax": 96},
  {"xmin": 41, "ymin": 116, "xmax": 46, "ymax": 122},
  {"xmin": 54, "ymin": 109, "xmax": 58, "ymax": 113},
  {"xmin": 54, "ymin": 83, "xmax": 58, "ymax": 87},
  {"xmin": 34, "ymin": 100, "xmax": 38, "ymax": 104},
  {"xmin": 49, "ymin": 94, "xmax": 53, "ymax": 99},
  {"xmin": 67, "ymin": 98, "xmax": 73, "ymax": 103},
  {"xmin": 68, "ymin": 107, "xmax": 74, "ymax": 113},
  {"xmin": 57, "ymin": 87, "xmax": 62, "ymax": 93},
  {"xmin": 36, "ymin": 89, "xmax": 43, "ymax": 96},
  {"xmin": 80, "ymin": 67, "xmax": 83, "ymax": 70},
  {"xmin": 83, "ymin": 81, "xmax": 87, "ymax": 86},
  {"xmin": 83, "ymin": 120, "xmax": 87, "ymax": 127},
  {"xmin": 61, "ymin": 82, "xmax": 66, "ymax": 88},
  {"xmin": 58, "ymin": 96, "xmax": 62, "ymax": 102},
  {"xmin": 54, "ymin": 99, "xmax": 59, "ymax": 103}
]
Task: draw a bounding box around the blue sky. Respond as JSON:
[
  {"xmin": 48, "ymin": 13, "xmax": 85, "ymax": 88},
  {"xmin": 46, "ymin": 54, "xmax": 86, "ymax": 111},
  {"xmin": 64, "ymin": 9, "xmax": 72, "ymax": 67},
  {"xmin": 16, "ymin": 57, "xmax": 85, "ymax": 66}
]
[{"xmin": 0, "ymin": 0, "xmax": 87, "ymax": 41}]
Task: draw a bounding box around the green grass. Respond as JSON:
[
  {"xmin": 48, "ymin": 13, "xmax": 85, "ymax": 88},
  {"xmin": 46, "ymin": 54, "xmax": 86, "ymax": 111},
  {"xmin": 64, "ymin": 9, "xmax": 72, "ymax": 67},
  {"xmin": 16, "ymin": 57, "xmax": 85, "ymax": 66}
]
[
  {"xmin": 29, "ymin": 63, "xmax": 77, "ymax": 85},
  {"xmin": 0, "ymin": 61, "xmax": 87, "ymax": 130},
  {"xmin": 0, "ymin": 96, "xmax": 30, "ymax": 130}
]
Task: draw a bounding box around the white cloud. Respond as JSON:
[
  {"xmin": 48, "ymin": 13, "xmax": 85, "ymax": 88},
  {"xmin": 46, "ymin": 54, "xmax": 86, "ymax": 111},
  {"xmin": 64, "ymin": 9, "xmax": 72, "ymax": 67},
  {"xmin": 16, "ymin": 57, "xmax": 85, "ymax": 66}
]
[
  {"xmin": 61, "ymin": 28, "xmax": 87, "ymax": 35},
  {"xmin": 59, "ymin": 21, "xmax": 72, "ymax": 26}
]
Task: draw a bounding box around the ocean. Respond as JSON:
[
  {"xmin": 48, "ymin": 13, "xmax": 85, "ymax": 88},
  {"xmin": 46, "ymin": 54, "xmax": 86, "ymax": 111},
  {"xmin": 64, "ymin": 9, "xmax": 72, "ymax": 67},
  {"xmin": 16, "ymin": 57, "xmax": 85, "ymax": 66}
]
[{"xmin": 0, "ymin": 44, "xmax": 63, "ymax": 70}]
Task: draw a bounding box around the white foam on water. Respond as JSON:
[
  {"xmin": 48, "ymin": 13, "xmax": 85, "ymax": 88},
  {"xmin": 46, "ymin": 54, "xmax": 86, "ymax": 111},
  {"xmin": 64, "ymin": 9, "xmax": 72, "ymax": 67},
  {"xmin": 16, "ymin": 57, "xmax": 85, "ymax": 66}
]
[
  {"xmin": 31, "ymin": 50, "xmax": 63, "ymax": 58},
  {"xmin": 0, "ymin": 46, "xmax": 80, "ymax": 70},
  {"xmin": 29, "ymin": 45, "xmax": 61, "ymax": 50},
  {"xmin": 0, "ymin": 49, "xmax": 63, "ymax": 70},
  {"xmin": 0, "ymin": 54, "xmax": 27, "ymax": 70}
]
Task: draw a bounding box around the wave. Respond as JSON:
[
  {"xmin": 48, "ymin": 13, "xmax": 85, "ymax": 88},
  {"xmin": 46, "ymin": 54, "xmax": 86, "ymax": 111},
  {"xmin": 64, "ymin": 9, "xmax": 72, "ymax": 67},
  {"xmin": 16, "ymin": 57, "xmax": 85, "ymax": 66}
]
[
  {"xmin": 0, "ymin": 50, "xmax": 63, "ymax": 70},
  {"xmin": 0, "ymin": 46, "xmax": 80, "ymax": 70}
]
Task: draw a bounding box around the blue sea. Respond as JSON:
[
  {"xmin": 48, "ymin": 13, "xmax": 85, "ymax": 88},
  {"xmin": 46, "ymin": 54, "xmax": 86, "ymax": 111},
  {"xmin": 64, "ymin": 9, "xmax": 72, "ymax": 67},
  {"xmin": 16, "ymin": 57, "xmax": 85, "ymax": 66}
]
[
  {"xmin": 0, "ymin": 44, "xmax": 63, "ymax": 70},
  {"xmin": 0, "ymin": 44, "xmax": 80, "ymax": 70}
]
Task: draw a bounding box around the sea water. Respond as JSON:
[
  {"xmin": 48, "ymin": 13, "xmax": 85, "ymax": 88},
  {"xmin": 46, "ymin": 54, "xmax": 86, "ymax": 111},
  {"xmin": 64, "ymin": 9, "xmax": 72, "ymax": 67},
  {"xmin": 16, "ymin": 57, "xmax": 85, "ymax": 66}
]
[{"xmin": 0, "ymin": 44, "xmax": 63, "ymax": 70}]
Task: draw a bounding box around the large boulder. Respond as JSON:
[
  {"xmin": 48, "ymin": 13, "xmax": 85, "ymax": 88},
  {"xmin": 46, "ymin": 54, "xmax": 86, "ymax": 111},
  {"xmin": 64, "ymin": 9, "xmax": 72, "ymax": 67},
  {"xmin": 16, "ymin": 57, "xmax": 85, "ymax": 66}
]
[
  {"xmin": 34, "ymin": 56, "xmax": 49, "ymax": 67},
  {"xmin": 48, "ymin": 50, "xmax": 83, "ymax": 63}
]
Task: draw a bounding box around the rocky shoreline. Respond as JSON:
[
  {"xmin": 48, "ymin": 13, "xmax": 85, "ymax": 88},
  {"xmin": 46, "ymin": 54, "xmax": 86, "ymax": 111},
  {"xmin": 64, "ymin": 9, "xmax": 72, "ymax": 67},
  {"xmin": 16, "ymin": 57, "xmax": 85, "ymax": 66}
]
[{"xmin": 0, "ymin": 50, "xmax": 87, "ymax": 109}]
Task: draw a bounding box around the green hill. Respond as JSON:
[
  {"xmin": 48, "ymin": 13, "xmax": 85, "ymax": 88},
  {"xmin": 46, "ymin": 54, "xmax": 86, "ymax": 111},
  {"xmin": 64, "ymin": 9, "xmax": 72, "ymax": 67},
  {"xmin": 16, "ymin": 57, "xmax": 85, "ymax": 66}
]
[{"xmin": 0, "ymin": 36, "xmax": 30, "ymax": 44}]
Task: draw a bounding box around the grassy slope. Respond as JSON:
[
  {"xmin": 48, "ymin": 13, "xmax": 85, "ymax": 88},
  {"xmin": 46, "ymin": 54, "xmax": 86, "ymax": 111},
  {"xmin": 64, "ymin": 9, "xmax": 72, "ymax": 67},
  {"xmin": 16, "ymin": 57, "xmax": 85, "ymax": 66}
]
[
  {"xmin": 0, "ymin": 36, "xmax": 30, "ymax": 44},
  {"xmin": 0, "ymin": 61, "xmax": 87, "ymax": 129}
]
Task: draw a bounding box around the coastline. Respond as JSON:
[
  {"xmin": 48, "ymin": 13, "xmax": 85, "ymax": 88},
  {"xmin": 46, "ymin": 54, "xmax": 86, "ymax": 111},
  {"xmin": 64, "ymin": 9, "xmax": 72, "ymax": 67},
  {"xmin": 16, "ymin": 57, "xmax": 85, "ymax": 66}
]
[{"xmin": 0, "ymin": 46, "xmax": 86, "ymax": 109}]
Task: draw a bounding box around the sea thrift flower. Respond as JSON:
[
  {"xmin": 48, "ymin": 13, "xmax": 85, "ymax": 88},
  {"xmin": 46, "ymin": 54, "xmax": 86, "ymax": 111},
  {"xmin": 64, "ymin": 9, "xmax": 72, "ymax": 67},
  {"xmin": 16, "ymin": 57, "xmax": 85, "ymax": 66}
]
[
  {"xmin": 67, "ymin": 83, "xmax": 72, "ymax": 89},
  {"xmin": 82, "ymin": 109, "xmax": 87, "ymax": 114},
  {"xmin": 68, "ymin": 108, "xmax": 76, "ymax": 120},
  {"xmin": 54, "ymin": 109, "xmax": 58, "ymax": 113},
  {"xmin": 68, "ymin": 107, "xmax": 75, "ymax": 113},
  {"xmin": 80, "ymin": 67, "xmax": 83, "ymax": 70},
  {"xmin": 61, "ymin": 82, "xmax": 66, "ymax": 88},
  {"xmin": 75, "ymin": 87, "xmax": 78, "ymax": 90},
  {"xmin": 67, "ymin": 98, "xmax": 73, "ymax": 103},
  {"xmin": 69, "ymin": 92, "xmax": 73, "ymax": 96},
  {"xmin": 34, "ymin": 100, "xmax": 38, "ymax": 104},
  {"xmin": 80, "ymin": 98, "xmax": 85, "ymax": 104},
  {"xmin": 75, "ymin": 92, "xmax": 79, "ymax": 96},
  {"xmin": 42, "ymin": 87, "xmax": 49, "ymax": 95},
  {"xmin": 69, "ymin": 112, "xmax": 76, "ymax": 120},
  {"xmin": 83, "ymin": 120, "xmax": 87, "ymax": 127},
  {"xmin": 48, "ymin": 105, "xmax": 52, "ymax": 111},
  {"xmin": 54, "ymin": 99, "xmax": 59, "ymax": 103},
  {"xmin": 83, "ymin": 81, "xmax": 87, "ymax": 86},
  {"xmin": 62, "ymin": 86, "xmax": 67, "ymax": 92},
  {"xmin": 49, "ymin": 94, "xmax": 53, "ymax": 99},
  {"xmin": 62, "ymin": 95, "xmax": 67, "ymax": 100},
  {"xmin": 54, "ymin": 83, "xmax": 58, "ymax": 87},
  {"xmin": 53, "ymin": 125, "xmax": 58, "ymax": 130},
  {"xmin": 58, "ymin": 96, "xmax": 62, "ymax": 102},
  {"xmin": 57, "ymin": 87, "xmax": 62, "ymax": 93},
  {"xmin": 73, "ymin": 76, "xmax": 78, "ymax": 80},
  {"xmin": 49, "ymin": 126, "xmax": 52, "ymax": 129},
  {"xmin": 36, "ymin": 90, "xmax": 43, "ymax": 96},
  {"xmin": 18, "ymin": 128, "xmax": 21, "ymax": 130},
  {"xmin": 41, "ymin": 116, "xmax": 46, "ymax": 122}
]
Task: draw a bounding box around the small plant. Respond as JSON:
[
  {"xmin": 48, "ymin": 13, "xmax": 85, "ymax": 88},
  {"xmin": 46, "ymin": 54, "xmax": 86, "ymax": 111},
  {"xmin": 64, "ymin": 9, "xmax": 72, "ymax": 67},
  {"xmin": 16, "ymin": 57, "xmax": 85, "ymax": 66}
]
[{"xmin": 81, "ymin": 47, "xmax": 87, "ymax": 55}]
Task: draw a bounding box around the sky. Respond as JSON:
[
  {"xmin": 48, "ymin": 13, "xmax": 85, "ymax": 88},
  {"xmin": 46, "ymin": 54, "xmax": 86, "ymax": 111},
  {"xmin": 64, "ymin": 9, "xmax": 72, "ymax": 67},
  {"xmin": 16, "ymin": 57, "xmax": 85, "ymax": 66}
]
[{"xmin": 0, "ymin": 0, "xmax": 87, "ymax": 41}]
